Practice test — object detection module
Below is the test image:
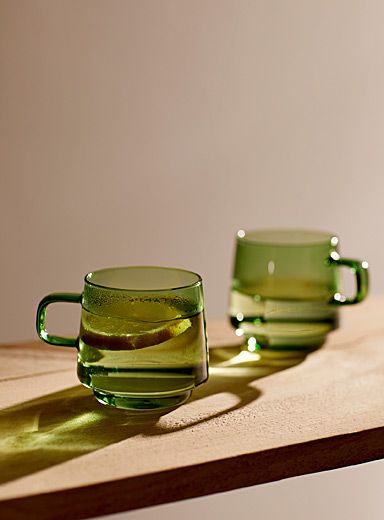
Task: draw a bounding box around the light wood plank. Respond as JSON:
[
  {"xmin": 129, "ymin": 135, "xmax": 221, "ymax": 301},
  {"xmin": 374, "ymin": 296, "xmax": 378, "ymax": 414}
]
[{"xmin": 0, "ymin": 297, "xmax": 384, "ymax": 519}]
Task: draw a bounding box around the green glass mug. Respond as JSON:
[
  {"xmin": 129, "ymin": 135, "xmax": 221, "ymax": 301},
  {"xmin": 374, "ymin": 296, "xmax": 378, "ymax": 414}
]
[
  {"xmin": 229, "ymin": 229, "xmax": 369, "ymax": 350},
  {"xmin": 37, "ymin": 266, "xmax": 208, "ymax": 412}
]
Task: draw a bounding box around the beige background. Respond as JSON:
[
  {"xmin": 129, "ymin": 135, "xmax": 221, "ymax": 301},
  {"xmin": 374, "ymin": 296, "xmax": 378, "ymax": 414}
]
[{"xmin": 1, "ymin": 1, "xmax": 383, "ymax": 518}]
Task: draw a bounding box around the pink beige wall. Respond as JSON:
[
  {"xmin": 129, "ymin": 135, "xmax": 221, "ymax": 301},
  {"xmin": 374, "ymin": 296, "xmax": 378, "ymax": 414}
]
[{"xmin": 1, "ymin": 0, "xmax": 382, "ymax": 339}]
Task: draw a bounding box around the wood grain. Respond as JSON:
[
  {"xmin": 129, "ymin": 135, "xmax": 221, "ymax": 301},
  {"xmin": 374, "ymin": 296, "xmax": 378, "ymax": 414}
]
[{"xmin": 1, "ymin": 297, "xmax": 384, "ymax": 519}]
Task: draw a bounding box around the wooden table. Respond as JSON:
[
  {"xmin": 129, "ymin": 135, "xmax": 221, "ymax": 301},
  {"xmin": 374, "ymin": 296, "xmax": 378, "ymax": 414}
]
[{"xmin": 1, "ymin": 297, "xmax": 384, "ymax": 519}]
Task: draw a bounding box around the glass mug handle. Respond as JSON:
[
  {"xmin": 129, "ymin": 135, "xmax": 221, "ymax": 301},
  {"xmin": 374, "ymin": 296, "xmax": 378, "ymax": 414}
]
[
  {"xmin": 36, "ymin": 293, "xmax": 82, "ymax": 346},
  {"xmin": 327, "ymin": 252, "xmax": 369, "ymax": 305}
]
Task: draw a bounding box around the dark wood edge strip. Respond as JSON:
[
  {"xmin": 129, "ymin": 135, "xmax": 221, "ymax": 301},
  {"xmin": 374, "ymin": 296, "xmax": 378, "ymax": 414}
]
[{"xmin": 1, "ymin": 426, "xmax": 383, "ymax": 520}]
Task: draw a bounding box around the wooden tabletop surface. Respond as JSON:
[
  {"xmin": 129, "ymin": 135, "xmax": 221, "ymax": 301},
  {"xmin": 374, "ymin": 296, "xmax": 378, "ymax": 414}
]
[{"xmin": 1, "ymin": 297, "xmax": 384, "ymax": 519}]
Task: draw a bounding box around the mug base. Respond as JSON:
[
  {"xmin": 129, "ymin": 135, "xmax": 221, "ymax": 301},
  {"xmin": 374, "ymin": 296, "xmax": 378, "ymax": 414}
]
[{"xmin": 93, "ymin": 388, "xmax": 192, "ymax": 413}]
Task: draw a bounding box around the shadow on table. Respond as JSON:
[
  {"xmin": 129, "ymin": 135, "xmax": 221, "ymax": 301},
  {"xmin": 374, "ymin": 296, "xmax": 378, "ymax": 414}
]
[
  {"xmin": 0, "ymin": 386, "xmax": 154, "ymax": 485},
  {"xmin": 0, "ymin": 347, "xmax": 310, "ymax": 485},
  {"xmin": 145, "ymin": 345, "xmax": 312, "ymax": 436}
]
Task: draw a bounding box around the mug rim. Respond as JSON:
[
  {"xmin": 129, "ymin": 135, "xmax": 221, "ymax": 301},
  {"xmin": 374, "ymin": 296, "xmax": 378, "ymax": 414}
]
[
  {"xmin": 84, "ymin": 265, "xmax": 203, "ymax": 292},
  {"xmin": 236, "ymin": 228, "xmax": 339, "ymax": 247}
]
